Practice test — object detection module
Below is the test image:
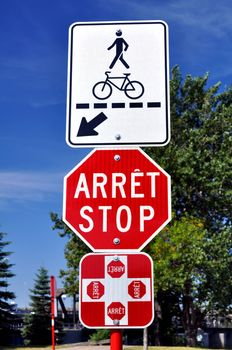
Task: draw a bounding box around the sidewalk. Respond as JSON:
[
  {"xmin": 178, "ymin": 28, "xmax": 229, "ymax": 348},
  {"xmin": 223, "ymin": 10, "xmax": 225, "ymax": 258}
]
[{"xmin": 58, "ymin": 344, "xmax": 110, "ymax": 350}]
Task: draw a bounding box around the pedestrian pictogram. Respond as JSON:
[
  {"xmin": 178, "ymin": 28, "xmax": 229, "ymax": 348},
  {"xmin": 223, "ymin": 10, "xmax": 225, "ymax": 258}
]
[
  {"xmin": 108, "ymin": 30, "xmax": 129, "ymax": 69},
  {"xmin": 79, "ymin": 253, "xmax": 154, "ymax": 328},
  {"xmin": 66, "ymin": 20, "xmax": 170, "ymax": 147}
]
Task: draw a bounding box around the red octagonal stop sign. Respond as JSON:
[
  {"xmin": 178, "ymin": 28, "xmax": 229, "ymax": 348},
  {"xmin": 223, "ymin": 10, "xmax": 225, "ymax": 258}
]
[
  {"xmin": 128, "ymin": 280, "xmax": 146, "ymax": 299},
  {"xmin": 107, "ymin": 259, "xmax": 125, "ymax": 278},
  {"xmin": 87, "ymin": 281, "xmax": 104, "ymax": 299},
  {"xmin": 63, "ymin": 148, "xmax": 171, "ymax": 251},
  {"xmin": 107, "ymin": 302, "xmax": 126, "ymax": 321}
]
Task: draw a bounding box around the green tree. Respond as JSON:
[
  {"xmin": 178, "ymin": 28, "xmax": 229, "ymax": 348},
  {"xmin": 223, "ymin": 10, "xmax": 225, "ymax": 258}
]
[
  {"xmin": 51, "ymin": 213, "xmax": 90, "ymax": 325},
  {"xmin": 22, "ymin": 267, "xmax": 51, "ymax": 346},
  {"xmin": 149, "ymin": 216, "xmax": 232, "ymax": 346},
  {"xmin": 145, "ymin": 67, "xmax": 232, "ymax": 345},
  {"xmin": 145, "ymin": 66, "xmax": 232, "ymax": 230},
  {"xmin": 51, "ymin": 213, "xmax": 90, "ymax": 296},
  {"xmin": 0, "ymin": 232, "xmax": 15, "ymax": 345}
]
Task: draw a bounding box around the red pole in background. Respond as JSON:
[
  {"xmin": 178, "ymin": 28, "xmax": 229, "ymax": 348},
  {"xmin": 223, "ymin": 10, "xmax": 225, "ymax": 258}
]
[
  {"xmin": 50, "ymin": 276, "xmax": 56, "ymax": 350},
  {"xmin": 110, "ymin": 330, "xmax": 123, "ymax": 350}
]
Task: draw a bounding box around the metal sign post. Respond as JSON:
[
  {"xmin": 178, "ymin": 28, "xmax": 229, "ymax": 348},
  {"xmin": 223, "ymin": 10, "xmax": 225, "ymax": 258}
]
[
  {"xmin": 50, "ymin": 276, "xmax": 56, "ymax": 350},
  {"xmin": 111, "ymin": 330, "xmax": 123, "ymax": 350}
]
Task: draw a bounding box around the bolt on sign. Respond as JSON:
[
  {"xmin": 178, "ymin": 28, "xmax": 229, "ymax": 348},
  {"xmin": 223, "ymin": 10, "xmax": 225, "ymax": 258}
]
[
  {"xmin": 66, "ymin": 20, "xmax": 170, "ymax": 147},
  {"xmin": 63, "ymin": 148, "xmax": 171, "ymax": 251},
  {"xmin": 79, "ymin": 252, "xmax": 154, "ymax": 328}
]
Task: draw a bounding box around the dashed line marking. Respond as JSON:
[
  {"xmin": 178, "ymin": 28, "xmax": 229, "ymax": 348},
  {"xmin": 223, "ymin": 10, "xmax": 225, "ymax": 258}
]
[
  {"xmin": 147, "ymin": 102, "xmax": 161, "ymax": 108},
  {"xmin": 112, "ymin": 103, "xmax": 125, "ymax": 108},
  {"xmin": 76, "ymin": 102, "xmax": 161, "ymax": 109},
  {"xmin": 129, "ymin": 102, "xmax": 143, "ymax": 108},
  {"xmin": 76, "ymin": 103, "xmax": 89, "ymax": 109},
  {"xmin": 94, "ymin": 103, "xmax": 107, "ymax": 108}
]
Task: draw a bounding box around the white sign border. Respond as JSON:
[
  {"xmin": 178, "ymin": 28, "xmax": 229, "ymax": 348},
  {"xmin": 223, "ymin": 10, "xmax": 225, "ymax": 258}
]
[
  {"xmin": 66, "ymin": 20, "xmax": 170, "ymax": 148},
  {"xmin": 79, "ymin": 252, "xmax": 154, "ymax": 329}
]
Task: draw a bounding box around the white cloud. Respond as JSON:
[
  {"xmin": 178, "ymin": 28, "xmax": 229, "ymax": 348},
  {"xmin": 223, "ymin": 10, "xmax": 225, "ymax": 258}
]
[
  {"xmin": 103, "ymin": 0, "xmax": 232, "ymax": 39},
  {"xmin": 0, "ymin": 171, "xmax": 63, "ymax": 203},
  {"xmin": 166, "ymin": 0, "xmax": 232, "ymax": 39}
]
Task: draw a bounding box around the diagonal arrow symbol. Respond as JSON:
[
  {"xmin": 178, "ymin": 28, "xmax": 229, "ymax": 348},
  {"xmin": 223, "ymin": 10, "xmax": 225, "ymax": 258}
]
[{"xmin": 77, "ymin": 112, "xmax": 108, "ymax": 137}]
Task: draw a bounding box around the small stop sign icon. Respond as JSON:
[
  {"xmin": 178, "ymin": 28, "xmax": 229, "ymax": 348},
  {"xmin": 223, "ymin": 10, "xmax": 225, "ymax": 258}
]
[
  {"xmin": 63, "ymin": 148, "xmax": 171, "ymax": 251},
  {"xmin": 87, "ymin": 281, "xmax": 104, "ymax": 299},
  {"xmin": 128, "ymin": 280, "xmax": 146, "ymax": 299},
  {"xmin": 107, "ymin": 302, "xmax": 126, "ymax": 321},
  {"xmin": 107, "ymin": 259, "xmax": 125, "ymax": 278}
]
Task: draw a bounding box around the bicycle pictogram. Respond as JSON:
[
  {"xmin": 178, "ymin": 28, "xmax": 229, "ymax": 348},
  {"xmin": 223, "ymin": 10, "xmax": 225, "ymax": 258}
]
[{"xmin": 92, "ymin": 71, "xmax": 145, "ymax": 100}]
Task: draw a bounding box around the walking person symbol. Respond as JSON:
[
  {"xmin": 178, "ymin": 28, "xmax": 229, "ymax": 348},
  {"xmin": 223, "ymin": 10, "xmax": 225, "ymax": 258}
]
[{"xmin": 108, "ymin": 29, "xmax": 130, "ymax": 69}]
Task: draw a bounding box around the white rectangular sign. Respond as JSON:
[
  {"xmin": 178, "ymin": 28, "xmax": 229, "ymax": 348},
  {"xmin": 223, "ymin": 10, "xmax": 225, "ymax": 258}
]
[{"xmin": 66, "ymin": 20, "xmax": 170, "ymax": 147}]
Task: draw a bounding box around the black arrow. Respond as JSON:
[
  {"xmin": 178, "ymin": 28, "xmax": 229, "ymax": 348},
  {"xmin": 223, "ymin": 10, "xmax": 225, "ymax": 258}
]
[{"xmin": 77, "ymin": 112, "xmax": 108, "ymax": 137}]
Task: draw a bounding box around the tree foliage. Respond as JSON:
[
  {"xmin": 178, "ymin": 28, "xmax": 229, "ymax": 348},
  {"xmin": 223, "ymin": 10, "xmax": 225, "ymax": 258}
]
[
  {"xmin": 149, "ymin": 216, "xmax": 232, "ymax": 345},
  {"xmin": 145, "ymin": 66, "xmax": 232, "ymax": 345},
  {"xmin": 0, "ymin": 232, "xmax": 15, "ymax": 345},
  {"xmin": 145, "ymin": 66, "xmax": 232, "ymax": 230},
  {"xmin": 22, "ymin": 267, "xmax": 51, "ymax": 346},
  {"xmin": 50, "ymin": 213, "xmax": 90, "ymax": 295}
]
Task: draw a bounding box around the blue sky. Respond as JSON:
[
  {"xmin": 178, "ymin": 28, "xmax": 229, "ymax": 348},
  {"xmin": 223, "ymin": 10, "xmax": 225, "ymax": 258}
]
[{"xmin": 0, "ymin": 0, "xmax": 231, "ymax": 307}]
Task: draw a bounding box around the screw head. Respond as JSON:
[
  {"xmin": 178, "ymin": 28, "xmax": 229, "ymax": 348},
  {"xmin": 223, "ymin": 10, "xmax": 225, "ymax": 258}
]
[
  {"xmin": 113, "ymin": 238, "xmax": 120, "ymax": 245},
  {"xmin": 115, "ymin": 134, "xmax": 121, "ymax": 140},
  {"xmin": 114, "ymin": 154, "xmax": 120, "ymax": 161},
  {"xmin": 113, "ymin": 256, "xmax": 119, "ymax": 261},
  {"xmin": 113, "ymin": 319, "xmax": 120, "ymax": 325}
]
